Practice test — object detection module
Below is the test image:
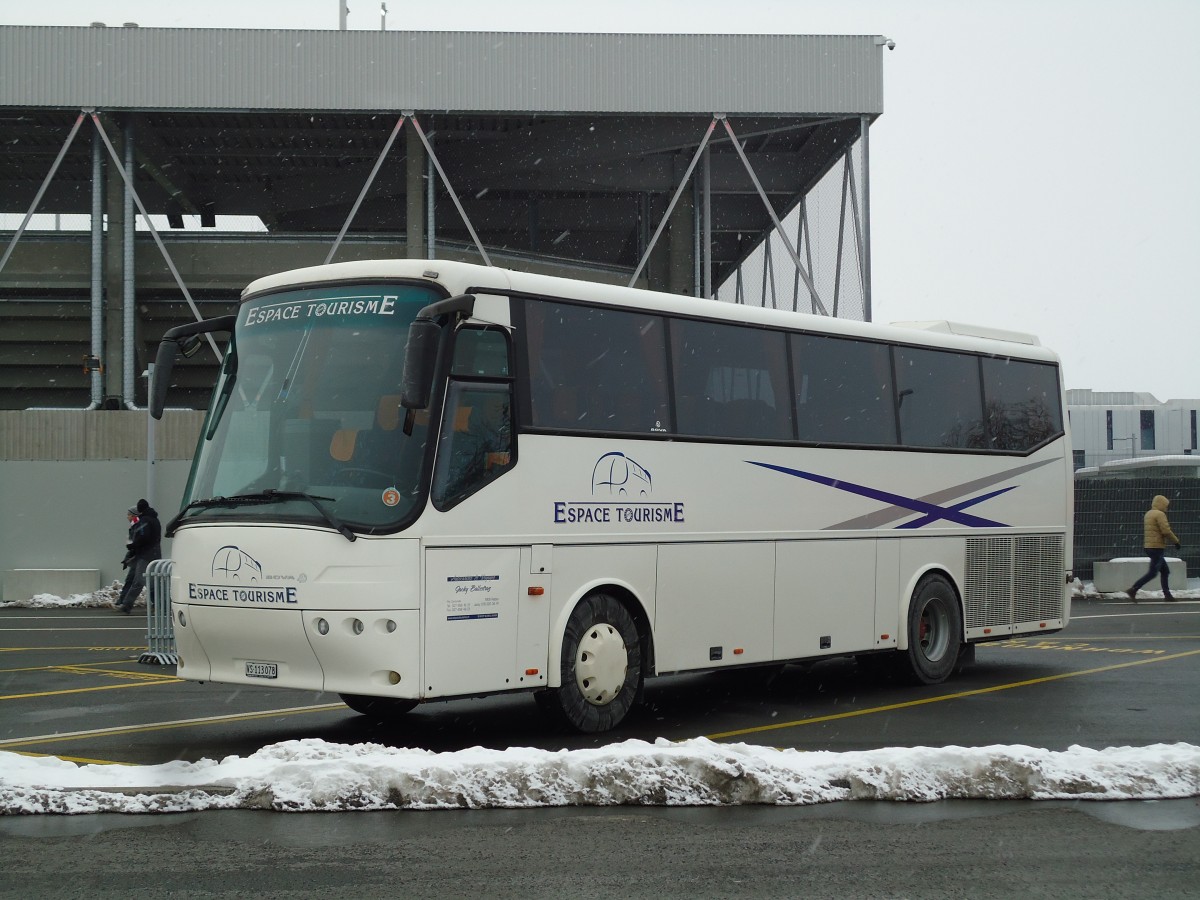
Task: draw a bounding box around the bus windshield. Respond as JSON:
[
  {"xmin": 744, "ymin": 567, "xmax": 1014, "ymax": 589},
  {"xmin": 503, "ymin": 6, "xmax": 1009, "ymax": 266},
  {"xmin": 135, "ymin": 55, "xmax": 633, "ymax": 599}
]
[{"xmin": 178, "ymin": 282, "xmax": 444, "ymax": 533}]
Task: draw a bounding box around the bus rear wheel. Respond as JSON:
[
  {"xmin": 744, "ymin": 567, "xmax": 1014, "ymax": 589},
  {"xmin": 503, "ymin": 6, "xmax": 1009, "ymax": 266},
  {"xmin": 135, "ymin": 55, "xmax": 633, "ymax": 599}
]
[
  {"xmin": 338, "ymin": 693, "xmax": 419, "ymax": 719},
  {"xmin": 539, "ymin": 592, "xmax": 642, "ymax": 733},
  {"xmin": 901, "ymin": 574, "xmax": 962, "ymax": 685}
]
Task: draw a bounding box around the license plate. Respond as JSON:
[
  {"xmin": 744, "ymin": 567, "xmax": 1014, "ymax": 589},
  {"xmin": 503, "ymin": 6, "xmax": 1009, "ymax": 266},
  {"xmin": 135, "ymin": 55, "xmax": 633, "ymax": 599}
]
[{"xmin": 245, "ymin": 661, "xmax": 278, "ymax": 679}]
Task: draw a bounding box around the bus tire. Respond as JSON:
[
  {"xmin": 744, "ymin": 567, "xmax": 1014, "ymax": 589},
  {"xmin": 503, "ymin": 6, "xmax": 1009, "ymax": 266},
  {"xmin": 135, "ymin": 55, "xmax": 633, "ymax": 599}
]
[
  {"xmin": 540, "ymin": 592, "xmax": 641, "ymax": 733},
  {"xmin": 338, "ymin": 693, "xmax": 419, "ymax": 719},
  {"xmin": 901, "ymin": 574, "xmax": 962, "ymax": 685}
]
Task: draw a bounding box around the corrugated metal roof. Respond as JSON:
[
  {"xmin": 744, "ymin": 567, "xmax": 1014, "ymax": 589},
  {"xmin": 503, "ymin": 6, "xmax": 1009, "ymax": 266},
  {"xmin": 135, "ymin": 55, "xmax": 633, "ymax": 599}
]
[{"xmin": 0, "ymin": 27, "xmax": 884, "ymax": 115}]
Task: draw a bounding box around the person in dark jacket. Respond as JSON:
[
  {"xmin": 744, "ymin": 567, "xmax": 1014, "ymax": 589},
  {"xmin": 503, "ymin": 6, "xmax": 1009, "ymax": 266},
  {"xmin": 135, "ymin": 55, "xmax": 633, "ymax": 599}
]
[{"xmin": 114, "ymin": 499, "xmax": 162, "ymax": 614}]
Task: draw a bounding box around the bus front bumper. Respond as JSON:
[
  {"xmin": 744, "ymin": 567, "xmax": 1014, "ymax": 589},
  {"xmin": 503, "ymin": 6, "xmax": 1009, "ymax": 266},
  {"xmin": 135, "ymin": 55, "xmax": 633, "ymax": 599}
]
[{"xmin": 172, "ymin": 603, "xmax": 422, "ymax": 699}]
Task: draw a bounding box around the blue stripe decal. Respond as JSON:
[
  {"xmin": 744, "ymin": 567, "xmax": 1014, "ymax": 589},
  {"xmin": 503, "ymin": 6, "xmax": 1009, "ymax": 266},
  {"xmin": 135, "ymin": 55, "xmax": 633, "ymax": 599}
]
[
  {"xmin": 895, "ymin": 486, "xmax": 1016, "ymax": 529},
  {"xmin": 746, "ymin": 461, "xmax": 1009, "ymax": 529}
]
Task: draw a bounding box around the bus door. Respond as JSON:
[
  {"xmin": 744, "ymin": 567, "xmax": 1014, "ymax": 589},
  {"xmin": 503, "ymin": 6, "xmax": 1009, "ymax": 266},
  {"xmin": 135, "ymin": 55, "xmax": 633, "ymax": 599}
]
[
  {"xmin": 422, "ymin": 545, "xmax": 551, "ymax": 697},
  {"xmin": 424, "ymin": 546, "xmax": 521, "ymax": 697}
]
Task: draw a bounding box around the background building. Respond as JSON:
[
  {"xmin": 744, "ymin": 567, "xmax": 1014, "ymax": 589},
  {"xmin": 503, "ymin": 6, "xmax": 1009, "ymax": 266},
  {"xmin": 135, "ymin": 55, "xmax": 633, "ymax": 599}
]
[{"xmin": 1067, "ymin": 389, "xmax": 1200, "ymax": 471}]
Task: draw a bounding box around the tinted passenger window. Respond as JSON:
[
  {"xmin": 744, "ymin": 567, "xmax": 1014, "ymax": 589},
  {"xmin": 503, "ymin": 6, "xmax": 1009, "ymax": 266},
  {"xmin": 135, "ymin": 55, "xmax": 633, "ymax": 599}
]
[
  {"xmin": 894, "ymin": 347, "xmax": 985, "ymax": 449},
  {"xmin": 451, "ymin": 327, "xmax": 510, "ymax": 377},
  {"xmin": 792, "ymin": 334, "xmax": 896, "ymax": 445},
  {"xmin": 982, "ymin": 357, "xmax": 1063, "ymax": 451},
  {"xmin": 523, "ymin": 301, "xmax": 670, "ymax": 434},
  {"xmin": 671, "ymin": 320, "xmax": 792, "ymax": 440},
  {"xmin": 432, "ymin": 382, "xmax": 514, "ymax": 509}
]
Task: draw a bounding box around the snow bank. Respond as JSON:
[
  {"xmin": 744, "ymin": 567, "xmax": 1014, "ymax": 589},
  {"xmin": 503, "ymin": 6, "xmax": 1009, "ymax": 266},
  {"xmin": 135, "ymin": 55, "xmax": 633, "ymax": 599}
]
[{"xmin": 3, "ymin": 738, "xmax": 1198, "ymax": 815}]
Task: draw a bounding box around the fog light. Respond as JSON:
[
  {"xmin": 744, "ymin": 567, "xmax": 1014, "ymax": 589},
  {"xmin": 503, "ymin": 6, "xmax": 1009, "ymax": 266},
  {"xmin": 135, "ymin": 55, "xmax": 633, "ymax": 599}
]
[
  {"xmin": 388, "ymin": 671, "xmax": 401, "ymax": 684},
  {"xmin": 352, "ymin": 618, "xmax": 364, "ymax": 635},
  {"xmin": 177, "ymin": 610, "xmax": 186, "ymax": 627},
  {"xmin": 386, "ymin": 619, "xmax": 397, "ymax": 633},
  {"xmin": 316, "ymin": 617, "xmax": 329, "ymax": 635}
]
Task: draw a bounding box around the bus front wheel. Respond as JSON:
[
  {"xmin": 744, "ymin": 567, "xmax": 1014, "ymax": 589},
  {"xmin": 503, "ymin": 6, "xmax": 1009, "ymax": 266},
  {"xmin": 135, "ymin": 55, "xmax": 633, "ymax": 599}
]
[
  {"xmin": 901, "ymin": 574, "xmax": 962, "ymax": 685},
  {"xmin": 539, "ymin": 592, "xmax": 642, "ymax": 733},
  {"xmin": 339, "ymin": 693, "xmax": 419, "ymax": 719}
]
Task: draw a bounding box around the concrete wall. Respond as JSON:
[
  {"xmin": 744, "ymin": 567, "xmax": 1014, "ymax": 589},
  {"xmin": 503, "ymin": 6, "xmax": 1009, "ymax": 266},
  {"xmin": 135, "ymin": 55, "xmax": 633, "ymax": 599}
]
[{"xmin": 0, "ymin": 410, "xmax": 203, "ymax": 600}]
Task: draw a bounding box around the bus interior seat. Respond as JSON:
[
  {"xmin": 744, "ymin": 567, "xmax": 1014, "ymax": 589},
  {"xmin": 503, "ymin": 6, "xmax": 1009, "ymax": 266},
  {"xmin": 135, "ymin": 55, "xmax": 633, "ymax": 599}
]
[
  {"xmin": 374, "ymin": 394, "xmax": 403, "ymax": 432},
  {"xmin": 329, "ymin": 428, "xmax": 358, "ymax": 462}
]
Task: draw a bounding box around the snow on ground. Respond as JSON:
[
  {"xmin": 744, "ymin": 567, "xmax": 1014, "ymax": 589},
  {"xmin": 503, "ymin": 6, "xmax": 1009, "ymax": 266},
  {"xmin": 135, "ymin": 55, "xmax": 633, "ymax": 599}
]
[
  {"xmin": 3, "ymin": 739, "xmax": 1199, "ymax": 815},
  {"xmin": 1, "ymin": 581, "xmax": 137, "ymax": 610},
  {"xmin": 3, "ymin": 584, "xmax": 1198, "ymax": 815}
]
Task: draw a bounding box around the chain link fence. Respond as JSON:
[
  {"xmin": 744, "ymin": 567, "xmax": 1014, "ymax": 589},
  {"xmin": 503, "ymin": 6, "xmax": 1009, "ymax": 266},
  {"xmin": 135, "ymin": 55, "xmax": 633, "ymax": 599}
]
[{"xmin": 1073, "ymin": 476, "xmax": 1200, "ymax": 581}]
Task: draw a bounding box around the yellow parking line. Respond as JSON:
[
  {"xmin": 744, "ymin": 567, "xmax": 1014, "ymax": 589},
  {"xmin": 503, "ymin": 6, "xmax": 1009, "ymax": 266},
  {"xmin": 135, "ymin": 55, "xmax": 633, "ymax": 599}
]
[
  {"xmin": 986, "ymin": 635, "xmax": 1200, "ymax": 642},
  {"xmin": 0, "ymin": 647, "xmax": 143, "ymax": 652},
  {"xmin": 705, "ymin": 647, "xmax": 1200, "ymax": 741},
  {"xmin": 0, "ymin": 659, "xmax": 148, "ymax": 674},
  {"xmin": 0, "ymin": 703, "xmax": 347, "ymax": 750},
  {"xmin": 49, "ymin": 665, "xmax": 178, "ymax": 681},
  {"xmin": 0, "ymin": 628, "xmax": 146, "ymax": 632},
  {"xmin": 0, "ymin": 680, "xmax": 183, "ymax": 701}
]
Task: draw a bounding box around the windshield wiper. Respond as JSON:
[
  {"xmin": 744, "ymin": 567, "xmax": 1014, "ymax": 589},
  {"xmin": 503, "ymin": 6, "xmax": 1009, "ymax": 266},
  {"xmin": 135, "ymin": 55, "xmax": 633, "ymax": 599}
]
[{"xmin": 165, "ymin": 489, "xmax": 357, "ymax": 542}]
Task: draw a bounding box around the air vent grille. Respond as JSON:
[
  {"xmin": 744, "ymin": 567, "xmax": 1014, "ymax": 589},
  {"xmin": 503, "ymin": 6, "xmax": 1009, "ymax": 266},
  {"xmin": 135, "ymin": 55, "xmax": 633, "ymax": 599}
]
[{"xmin": 964, "ymin": 535, "xmax": 1065, "ymax": 628}]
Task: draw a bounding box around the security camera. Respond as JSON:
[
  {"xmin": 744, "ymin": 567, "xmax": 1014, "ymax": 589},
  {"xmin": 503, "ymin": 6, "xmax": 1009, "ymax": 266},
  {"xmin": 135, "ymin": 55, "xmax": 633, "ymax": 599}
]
[{"xmin": 885, "ymin": 39, "xmax": 896, "ymax": 50}]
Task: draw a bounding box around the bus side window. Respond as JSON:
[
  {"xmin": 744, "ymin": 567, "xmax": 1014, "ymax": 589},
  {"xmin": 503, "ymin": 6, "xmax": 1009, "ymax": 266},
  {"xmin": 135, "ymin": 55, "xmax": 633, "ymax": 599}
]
[
  {"xmin": 792, "ymin": 333, "xmax": 897, "ymax": 446},
  {"xmin": 431, "ymin": 382, "xmax": 515, "ymax": 509}
]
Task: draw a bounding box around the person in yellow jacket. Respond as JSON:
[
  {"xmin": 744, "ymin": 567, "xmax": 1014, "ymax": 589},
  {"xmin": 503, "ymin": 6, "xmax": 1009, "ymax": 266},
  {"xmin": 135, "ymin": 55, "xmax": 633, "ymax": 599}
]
[{"xmin": 1128, "ymin": 494, "xmax": 1182, "ymax": 602}]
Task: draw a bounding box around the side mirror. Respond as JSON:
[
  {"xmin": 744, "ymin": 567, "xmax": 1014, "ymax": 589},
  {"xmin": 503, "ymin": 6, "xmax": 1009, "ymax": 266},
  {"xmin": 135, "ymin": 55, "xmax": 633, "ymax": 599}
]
[
  {"xmin": 150, "ymin": 314, "xmax": 237, "ymax": 420},
  {"xmin": 400, "ymin": 318, "xmax": 442, "ymax": 410},
  {"xmin": 150, "ymin": 340, "xmax": 180, "ymax": 419},
  {"xmin": 400, "ymin": 294, "xmax": 476, "ymax": 410}
]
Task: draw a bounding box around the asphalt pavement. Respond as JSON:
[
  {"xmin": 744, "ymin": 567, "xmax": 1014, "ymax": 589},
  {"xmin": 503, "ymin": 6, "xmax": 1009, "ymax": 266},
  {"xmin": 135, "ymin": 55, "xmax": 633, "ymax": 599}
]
[{"xmin": 2, "ymin": 596, "xmax": 1199, "ymax": 897}]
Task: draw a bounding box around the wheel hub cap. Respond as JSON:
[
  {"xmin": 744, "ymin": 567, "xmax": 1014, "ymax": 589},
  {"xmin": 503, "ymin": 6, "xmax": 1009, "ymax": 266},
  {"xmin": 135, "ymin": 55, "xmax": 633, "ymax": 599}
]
[{"xmin": 575, "ymin": 623, "xmax": 628, "ymax": 706}]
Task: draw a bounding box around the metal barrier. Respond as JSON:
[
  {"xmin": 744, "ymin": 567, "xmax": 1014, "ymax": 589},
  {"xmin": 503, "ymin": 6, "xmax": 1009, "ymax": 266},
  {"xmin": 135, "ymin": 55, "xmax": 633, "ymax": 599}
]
[{"xmin": 139, "ymin": 558, "xmax": 177, "ymax": 665}]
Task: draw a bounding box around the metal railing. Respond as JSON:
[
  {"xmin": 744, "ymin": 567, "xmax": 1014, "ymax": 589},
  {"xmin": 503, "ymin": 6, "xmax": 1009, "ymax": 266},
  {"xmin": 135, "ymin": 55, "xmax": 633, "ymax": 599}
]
[{"xmin": 139, "ymin": 558, "xmax": 177, "ymax": 665}]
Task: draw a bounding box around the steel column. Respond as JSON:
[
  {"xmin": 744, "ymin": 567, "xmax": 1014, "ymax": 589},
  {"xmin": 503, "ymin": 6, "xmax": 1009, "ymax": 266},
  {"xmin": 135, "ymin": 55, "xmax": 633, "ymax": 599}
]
[{"xmin": 860, "ymin": 115, "xmax": 873, "ymax": 322}]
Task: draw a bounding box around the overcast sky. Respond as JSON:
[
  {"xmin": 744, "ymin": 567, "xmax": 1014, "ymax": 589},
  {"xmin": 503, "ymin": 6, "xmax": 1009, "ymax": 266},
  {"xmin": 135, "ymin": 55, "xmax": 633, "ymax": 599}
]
[{"xmin": 8, "ymin": 1, "xmax": 1200, "ymax": 400}]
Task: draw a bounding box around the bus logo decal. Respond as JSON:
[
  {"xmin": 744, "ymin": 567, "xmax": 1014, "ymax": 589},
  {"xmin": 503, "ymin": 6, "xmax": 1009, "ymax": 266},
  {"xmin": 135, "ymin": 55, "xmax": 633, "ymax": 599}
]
[
  {"xmin": 184, "ymin": 546, "xmax": 300, "ymax": 605},
  {"xmin": 592, "ymin": 451, "xmax": 652, "ymax": 496},
  {"xmin": 211, "ymin": 545, "xmax": 263, "ymax": 580},
  {"xmin": 554, "ymin": 452, "xmax": 685, "ymax": 526},
  {"xmin": 746, "ymin": 459, "xmax": 1057, "ymax": 530}
]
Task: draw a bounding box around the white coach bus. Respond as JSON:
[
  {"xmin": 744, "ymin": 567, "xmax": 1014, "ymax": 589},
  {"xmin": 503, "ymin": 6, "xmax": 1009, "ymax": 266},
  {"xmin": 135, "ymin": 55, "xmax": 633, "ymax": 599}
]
[{"xmin": 151, "ymin": 259, "xmax": 1072, "ymax": 732}]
